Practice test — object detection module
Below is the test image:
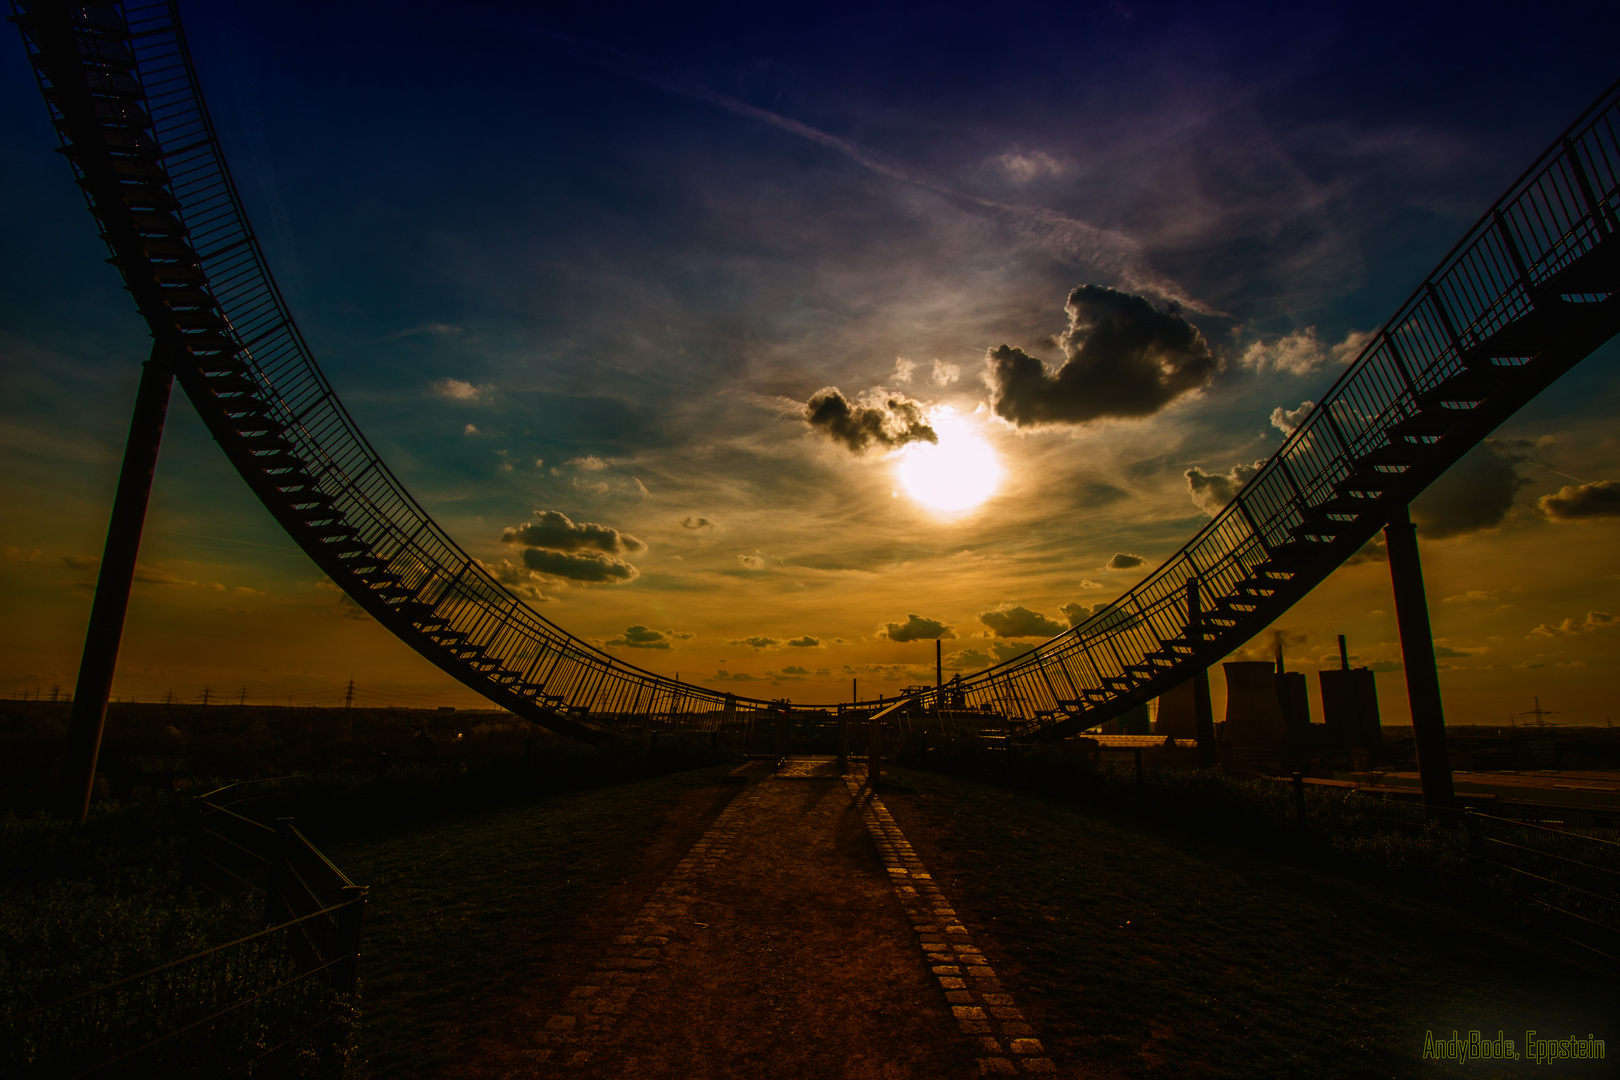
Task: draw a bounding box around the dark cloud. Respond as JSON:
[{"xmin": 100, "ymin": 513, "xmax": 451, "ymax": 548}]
[
  {"xmin": 681, "ymin": 516, "xmax": 715, "ymax": 530},
  {"xmin": 502, "ymin": 509, "xmax": 645, "ymax": 554},
  {"xmin": 979, "ymin": 604, "xmax": 1067, "ymax": 638},
  {"xmin": 804, "ymin": 386, "xmax": 937, "ymax": 453},
  {"xmin": 986, "ymin": 285, "xmax": 1218, "ymax": 428},
  {"xmin": 945, "ymin": 648, "xmax": 994, "ymax": 670},
  {"xmin": 881, "ymin": 614, "xmax": 956, "ymax": 642},
  {"xmin": 520, "ymin": 548, "xmax": 639, "ymax": 583},
  {"xmin": 1538, "ymin": 480, "xmax": 1620, "ymax": 520},
  {"xmin": 607, "ymin": 625, "xmax": 674, "ymax": 649},
  {"xmin": 1186, "ymin": 460, "xmax": 1265, "ymax": 515},
  {"xmin": 1106, "ymin": 552, "xmax": 1144, "ymax": 569},
  {"xmin": 786, "ymin": 635, "xmax": 823, "ymax": 648},
  {"xmin": 991, "ymin": 641, "xmax": 1035, "ymax": 663},
  {"xmin": 1345, "ymin": 538, "xmax": 1387, "ymax": 565},
  {"xmin": 1412, "ymin": 441, "xmax": 1527, "ymax": 539},
  {"xmin": 1064, "ymin": 601, "xmax": 1138, "ymax": 633},
  {"xmin": 730, "ymin": 635, "xmax": 780, "ymax": 649},
  {"xmin": 704, "ymin": 670, "xmax": 763, "ymax": 682},
  {"xmin": 486, "ymin": 558, "xmax": 553, "ymax": 602},
  {"xmin": 62, "ymin": 554, "xmax": 101, "ymax": 571}
]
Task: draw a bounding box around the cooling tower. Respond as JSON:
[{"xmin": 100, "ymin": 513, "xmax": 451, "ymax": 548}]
[
  {"xmin": 1154, "ymin": 678, "xmax": 1198, "ymax": 737},
  {"xmin": 1320, "ymin": 667, "xmax": 1382, "ymax": 749},
  {"xmin": 1276, "ymin": 670, "xmax": 1314, "ymax": 743},
  {"xmin": 1222, "ymin": 661, "xmax": 1291, "ymax": 748}
]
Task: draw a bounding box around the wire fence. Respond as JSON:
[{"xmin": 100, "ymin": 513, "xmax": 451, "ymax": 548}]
[{"xmin": 1, "ymin": 781, "xmax": 365, "ymax": 1079}]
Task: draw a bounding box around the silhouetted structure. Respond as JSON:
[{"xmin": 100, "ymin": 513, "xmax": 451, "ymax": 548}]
[{"xmin": 1223, "ymin": 662, "xmax": 1292, "ymax": 748}]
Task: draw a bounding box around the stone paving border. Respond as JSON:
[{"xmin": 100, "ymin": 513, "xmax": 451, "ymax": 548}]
[
  {"xmin": 534, "ymin": 763, "xmax": 768, "ymax": 1068},
  {"xmin": 844, "ymin": 768, "xmax": 1060, "ymax": 1077}
]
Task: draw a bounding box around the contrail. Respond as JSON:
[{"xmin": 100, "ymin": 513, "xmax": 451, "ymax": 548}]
[{"xmin": 466, "ymin": 10, "xmax": 1221, "ymax": 315}]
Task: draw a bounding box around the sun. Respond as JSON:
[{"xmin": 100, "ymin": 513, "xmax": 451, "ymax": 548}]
[{"xmin": 896, "ymin": 411, "xmax": 1003, "ymax": 513}]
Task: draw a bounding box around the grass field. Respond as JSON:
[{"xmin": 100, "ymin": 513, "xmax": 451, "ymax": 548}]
[
  {"xmin": 880, "ymin": 767, "xmax": 1617, "ymax": 1079},
  {"xmin": 323, "ymin": 764, "xmax": 738, "ymax": 1079}
]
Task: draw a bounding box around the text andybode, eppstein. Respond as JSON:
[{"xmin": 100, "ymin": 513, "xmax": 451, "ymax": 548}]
[{"xmin": 1423, "ymin": 1030, "xmax": 1606, "ymax": 1064}]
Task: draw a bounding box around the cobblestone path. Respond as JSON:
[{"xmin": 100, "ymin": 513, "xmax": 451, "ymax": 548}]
[{"xmin": 526, "ymin": 758, "xmax": 1065, "ymax": 1079}]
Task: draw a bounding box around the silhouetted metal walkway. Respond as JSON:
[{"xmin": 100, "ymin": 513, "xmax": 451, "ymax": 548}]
[{"xmin": 13, "ymin": 1, "xmax": 1620, "ymax": 740}]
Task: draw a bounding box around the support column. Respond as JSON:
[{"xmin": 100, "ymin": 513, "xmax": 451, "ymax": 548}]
[
  {"xmin": 1187, "ymin": 577, "xmax": 1216, "ymax": 765},
  {"xmin": 60, "ymin": 346, "xmax": 175, "ymax": 821},
  {"xmin": 1384, "ymin": 503, "xmax": 1455, "ymax": 809}
]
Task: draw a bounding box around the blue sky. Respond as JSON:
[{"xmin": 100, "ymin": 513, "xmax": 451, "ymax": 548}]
[{"xmin": 4, "ymin": 1, "xmax": 1619, "ymax": 721}]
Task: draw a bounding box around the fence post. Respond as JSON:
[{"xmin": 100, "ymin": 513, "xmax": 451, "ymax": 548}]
[
  {"xmin": 1292, "ymin": 772, "xmax": 1307, "ymax": 837},
  {"xmin": 323, "ymin": 885, "xmax": 368, "ymax": 1078}
]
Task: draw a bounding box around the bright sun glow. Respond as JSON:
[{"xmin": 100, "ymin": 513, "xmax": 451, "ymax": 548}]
[{"xmin": 897, "ymin": 411, "xmax": 1003, "ymax": 512}]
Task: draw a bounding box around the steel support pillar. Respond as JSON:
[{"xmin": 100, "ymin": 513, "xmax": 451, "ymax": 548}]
[
  {"xmin": 1187, "ymin": 578, "xmax": 1216, "ymax": 764},
  {"xmin": 1384, "ymin": 504, "xmax": 1455, "ymax": 809},
  {"xmin": 60, "ymin": 345, "xmax": 175, "ymax": 821}
]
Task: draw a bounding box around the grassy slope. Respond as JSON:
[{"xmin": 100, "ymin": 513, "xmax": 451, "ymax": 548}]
[
  {"xmin": 882, "ymin": 768, "xmax": 1617, "ymax": 1080},
  {"xmin": 324, "ymin": 765, "xmax": 735, "ymax": 1079}
]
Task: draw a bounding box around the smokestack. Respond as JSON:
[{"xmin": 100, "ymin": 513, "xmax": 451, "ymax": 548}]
[
  {"xmin": 1275, "ymin": 639, "xmax": 1285, "ymax": 675},
  {"xmin": 1338, "ymin": 634, "xmax": 1350, "ymax": 671}
]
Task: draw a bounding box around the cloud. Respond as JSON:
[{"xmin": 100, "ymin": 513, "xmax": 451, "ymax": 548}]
[
  {"xmin": 3, "ymin": 546, "xmax": 42, "ymax": 562},
  {"xmin": 991, "ymin": 641, "xmax": 1035, "ymax": 663},
  {"xmin": 1538, "ymin": 480, "xmax": 1620, "ymax": 520},
  {"xmin": 133, "ymin": 565, "xmax": 198, "ymax": 587},
  {"xmin": 501, "ymin": 510, "xmax": 645, "ymax": 554},
  {"xmin": 1270, "ymin": 401, "xmax": 1314, "ymax": 436},
  {"xmin": 931, "ymin": 359, "xmax": 960, "ymax": 386},
  {"xmin": 1186, "ymin": 459, "xmax": 1265, "ymax": 516},
  {"xmin": 1345, "ymin": 537, "xmax": 1387, "ymax": 565},
  {"xmin": 881, "ymin": 614, "xmax": 956, "ymax": 642},
  {"xmin": 985, "ymin": 285, "xmax": 1217, "ymax": 428},
  {"xmin": 1412, "ymin": 440, "xmax": 1527, "ymax": 539},
  {"xmin": 1064, "ymin": 601, "xmax": 1138, "ymax": 633},
  {"xmin": 803, "ymin": 386, "xmax": 937, "ymax": 453},
  {"xmin": 945, "ymin": 648, "xmax": 995, "ymax": 670},
  {"xmin": 786, "ymin": 636, "xmax": 823, "ymax": 648},
  {"xmin": 63, "ymin": 554, "xmax": 101, "ymax": 571},
  {"xmin": 893, "ymin": 357, "xmax": 916, "ymax": 384},
  {"xmin": 730, "ymin": 635, "xmax": 781, "ymax": 649},
  {"xmin": 570, "ymin": 455, "xmax": 609, "ymax": 471},
  {"xmin": 999, "ymin": 150, "xmax": 1068, "ymax": 182},
  {"xmin": 1442, "ymin": 589, "xmax": 1498, "ymax": 604},
  {"xmin": 432, "ymin": 377, "xmax": 492, "ymax": 402},
  {"xmin": 482, "ymin": 563, "xmax": 554, "ymax": 605},
  {"xmin": 682, "ymin": 516, "xmax": 714, "ymax": 530},
  {"xmin": 1432, "ymin": 644, "xmax": 1480, "ymax": 659},
  {"xmin": 1239, "ymin": 327, "xmax": 1372, "ymax": 376},
  {"xmin": 737, "ymin": 553, "xmax": 766, "ymax": 570},
  {"xmin": 335, "ymin": 593, "xmax": 370, "ymax": 620},
  {"xmin": 519, "ymin": 548, "xmax": 639, "ymax": 584},
  {"xmin": 1061, "ymin": 602, "xmax": 1094, "ymax": 627},
  {"xmin": 463, "ymin": 423, "xmax": 479, "ymax": 435},
  {"xmin": 979, "ymin": 604, "xmax": 1067, "ymax": 639},
  {"xmin": 607, "ymin": 625, "xmax": 675, "ymax": 649},
  {"xmin": 1529, "ymin": 610, "xmax": 1619, "ymax": 637},
  {"xmin": 704, "ymin": 669, "xmax": 763, "ymax": 683},
  {"xmin": 1105, "ymin": 552, "xmax": 1144, "ymax": 570}
]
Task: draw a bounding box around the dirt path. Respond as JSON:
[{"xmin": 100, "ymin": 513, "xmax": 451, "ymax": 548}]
[{"xmin": 456, "ymin": 760, "xmax": 1064, "ymax": 1079}]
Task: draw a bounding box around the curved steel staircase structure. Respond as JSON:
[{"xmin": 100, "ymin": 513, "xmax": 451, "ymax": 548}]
[{"xmin": 14, "ymin": 1, "xmax": 1620, "ymax": 739}]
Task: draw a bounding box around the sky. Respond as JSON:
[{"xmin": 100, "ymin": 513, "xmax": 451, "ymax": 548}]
[{"xmin": 3, "ymin": 1, "xmax": 1620, "ymax": 726}]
